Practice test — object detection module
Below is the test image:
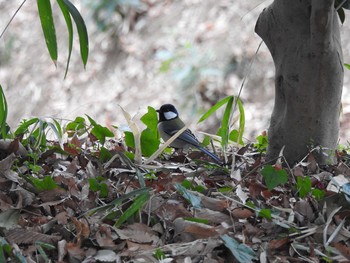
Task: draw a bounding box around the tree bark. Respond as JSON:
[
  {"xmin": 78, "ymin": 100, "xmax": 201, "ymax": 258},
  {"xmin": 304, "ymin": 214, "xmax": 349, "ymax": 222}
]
[{"xmin": 255, "ymin": 0, "xmax": 343, "ymax": 164}]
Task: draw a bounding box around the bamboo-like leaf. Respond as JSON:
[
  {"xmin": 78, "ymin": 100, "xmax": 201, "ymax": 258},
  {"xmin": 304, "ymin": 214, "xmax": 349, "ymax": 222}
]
[
  {"xmin": 37, "ymin": 0, "xmax": 57, "ymax": 64},
  {"xmin": 114, "ymin": 192, "xmax": 150, "ymax": 227},
  {"xmin": 220, "ymin": 96, "xmax": 234, "ymax": 148},
  {"xmin": 62, "ymin": 0, "xmax": 89, "ymax": 67},
  {"xmin": 0, "ymin": 86, "xmax": 8, "ymax": 138},
  {"xmin": 198, "ymin": 96, "xmax": 233, "ymax": 123},
  {"xmin": 56, "ymin": 0, "xmax": 73, "ymax": 78}
]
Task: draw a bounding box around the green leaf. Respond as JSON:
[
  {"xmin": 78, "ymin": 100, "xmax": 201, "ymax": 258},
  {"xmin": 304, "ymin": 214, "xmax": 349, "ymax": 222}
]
[
  {"xmin": 141, "ymin": 106, "xmax": 158, "ymax": 132},
  {"xmin": 87, "ymin": 115, "xmax": 114, "ymax": 144},
  {"xmin": 312, "ymin": 188, "xmax": 325, "ymax": 201},
  {"xmin": 296, "ymin": 176, "xmax": 312, "ymax": 198},
  {"xmin": 99, "ymin": 182, "xmax": 109, "ymax": 198},
  {"xmin": 37, "ymin": 0, "xmax": 57, "ymax": 64},
  {"xmin": 219, "ymin": 96, "xmax": 234, "ymax": 148},
  {"xmin": 88, "ymin": 178, "xmax": 99, "ymax": 192},
  {"xmin": 31, "ymin": 176, "xmax": 58, "ymax": 191},
  {"xmin": 114, "ymin": 192, "xmax": 150, "ymax": 227},
  {"xmin": 221, "ymin": 234, "xmax": 256, "ymax": 263},
  {"xmin": 218, "ymin": 186, "xmax": 234, "ymax": 193},
  {"xmin": 139, "ymin": 107, "xmax": 160, "ymax": 156},
  {"xmin": 140, "ymin": 128, "xmax": 160, "ymax": 157},
  {"xmin": 183, "ymin": 217, "xmax": 209, "ymax": 224},
  {"xmin": 254, "ymin": 134, "xmax": 268, "ymax": 152},
  {"xmin": 345, "ymin": 63, "xmax": 350, "ymax": 70},
  {"xmin": 236, "ymin": 97, "xmax": 245, "ymax": 144},
  {"xmin": 261, "ymin": 165, "xmax": 288, "ymax": 191},
  {"xmin": 62, "ymin": 0, "xmax": 89, "ymax": 67},
  {"xmin": 14, "ymin": 118, "xmax": 39, "ymax": 136},
  {"xmin": 0, "ymin": 86, "xmax": 9, "ymax": 139},
  {"xmin": 258, "ymin": 209, "xmax": 272, "ymax": 220},
  {"xmin": 57, "ymin": 0, "xmax": 74, "ymax": 78},
  {"xmin": 99, "ymin": 146, "xmax": 112, "ymax": 162},
  {"xmin": 153, "ymin": 248, "xmax": 166, "ymax": 260},
  {"xmin": 124, "ymin": 131, "xmax": 135, "ymax": 148},
  {"xmin": 198, "ymin": 96, "xmax": 233, "ymax": 123},
  {"xmin": 66, "ymin": 116, "xmax": 86, "ymax": 136},
  {"xmin": 52, "ymin": 118, "xmax": 63, "ymax": 139},
  {"xmin": 229, "ymin": 130, "xmax": 244, "ymax": 145},
  {"xmin": 35, "ymin": 241, "xmax": 55, "ymax": 250},
  {"xmin": 91, "ymin": 125, "xmax": 114, "ymax": 144}
]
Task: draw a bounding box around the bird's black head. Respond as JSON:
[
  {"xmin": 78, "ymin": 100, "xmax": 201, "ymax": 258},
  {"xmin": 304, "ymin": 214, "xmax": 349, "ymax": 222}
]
[{"xmin": 156, "ymin": 104, "xmax": 179, "ymax": 122}]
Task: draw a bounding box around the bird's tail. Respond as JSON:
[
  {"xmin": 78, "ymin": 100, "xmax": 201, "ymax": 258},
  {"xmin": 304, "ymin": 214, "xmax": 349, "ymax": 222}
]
[{"xmin": 197, "ymin": 146, "xmax": 222, "ymax": 164}]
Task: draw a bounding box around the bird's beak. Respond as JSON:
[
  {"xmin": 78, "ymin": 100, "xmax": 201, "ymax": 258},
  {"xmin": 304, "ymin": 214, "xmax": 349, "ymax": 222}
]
[{"xmin": 156, "ymin": 109, "xmax": 160, "ymax": 113}]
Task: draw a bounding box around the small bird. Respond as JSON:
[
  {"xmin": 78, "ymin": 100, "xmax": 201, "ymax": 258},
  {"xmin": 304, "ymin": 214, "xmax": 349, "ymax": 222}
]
[{"xmin": 156, "ymin": 104, "xmax": 222, "ymax": 164}]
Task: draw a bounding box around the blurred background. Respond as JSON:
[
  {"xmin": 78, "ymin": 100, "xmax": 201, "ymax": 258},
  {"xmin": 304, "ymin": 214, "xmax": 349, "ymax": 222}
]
[{"xmin": 0, "ymin": 0, "xmax": 350, "ymax": 144}]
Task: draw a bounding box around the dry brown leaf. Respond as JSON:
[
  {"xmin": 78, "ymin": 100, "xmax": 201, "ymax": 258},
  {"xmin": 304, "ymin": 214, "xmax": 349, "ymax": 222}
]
[
  {"xmin": 174, "ymin": 218, "xmax": 219, "ymax": 241},
  {"xmin": 116, "ymin": 223, "xmax": 161, "ymax": 246},
  {"xmin": 194, "ymin": 208, "xmax": 231, "ymax": 224},
  {"xmin": 5, "ymin": 228, "xmax": 61, "ymax": 245},
  {"xmin": 230, "ymin": 208, "xmax": 254, "ymax": 219},
  {"xmin": 0, "ymin": 139, "xmax": 27, "ymax": 156},
  {"xmin": 200, "ymin": 195, "xmax": 229, "ymax": 212},
  {"xmin": 71, "ymin": 217, "xmax": 90, "ymax": 246},
  {"xmin": 156, "ymin": 200, "xmax": 192, "ymax": 222},
  {"xmin": 268, "ymin": 237, "xmax": 290, "ymax": 251},
  {"xmin": 332, "ymin": 242, "xmax": 350, "ymax": 260},
  {"xmin": 38, "ymin": 188, "xmax": 68, "ymax": 202},
  {"xmin": 95, "ymin": 225, "xmax": 120, "ymax": 249},
  {"xmin": 294, "ymin": 200, "xmax": 315, "ymax": 223}
]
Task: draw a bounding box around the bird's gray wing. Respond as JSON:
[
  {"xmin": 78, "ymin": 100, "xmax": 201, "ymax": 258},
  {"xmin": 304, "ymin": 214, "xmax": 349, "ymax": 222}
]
[{"xmin": 163, "ymin": 128, "xmax": 201, "ymax": 147}]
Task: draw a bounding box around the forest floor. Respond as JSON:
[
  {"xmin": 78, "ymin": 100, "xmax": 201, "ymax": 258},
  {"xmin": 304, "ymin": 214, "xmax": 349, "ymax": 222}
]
[{"xmin": 0, "ymin": 121, "xmax": 350, "ymax": 262}]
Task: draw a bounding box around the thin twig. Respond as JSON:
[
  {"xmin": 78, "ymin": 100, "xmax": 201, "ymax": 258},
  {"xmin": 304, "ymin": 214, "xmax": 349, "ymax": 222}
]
[{"xmin": 0, "ymin": 0, "xmax": 27, "ymax": 40}]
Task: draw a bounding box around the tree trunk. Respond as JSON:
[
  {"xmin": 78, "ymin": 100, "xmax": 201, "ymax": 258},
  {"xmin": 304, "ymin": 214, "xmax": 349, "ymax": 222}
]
[{"xmin": 255, "ymin": 0, "xmax": 343, "ymax": 165}]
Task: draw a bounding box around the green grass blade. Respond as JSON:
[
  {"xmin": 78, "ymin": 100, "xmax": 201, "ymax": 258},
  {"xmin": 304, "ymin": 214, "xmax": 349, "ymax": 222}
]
[
  {"xmin": 233, "ymin": 97, "xmax": 245, "ymax": 144},
  {"xmin": 37, "ymin": 0, "xmax": 57, "ymax": 64},
  {"xmin": 198, "ymin": 96, "xmax": 233, "ymax": 123},
  {"xmin": 220, "ymin": 96, "xmax": 234, "ymax": 148},
  {"xmin": 114, "ymin": 192, "xmax": 150, "ymax": 227},
  {"xmin": 62, "ymin": 0, "xmax": 89, "ymax": 67},
  {"xmin": 57, "ymin": 0, "xmax": 73, "ymax": 78},
  {"xmin": 0, "ymin": 86, "xmax": 8, "ymax": 138}
]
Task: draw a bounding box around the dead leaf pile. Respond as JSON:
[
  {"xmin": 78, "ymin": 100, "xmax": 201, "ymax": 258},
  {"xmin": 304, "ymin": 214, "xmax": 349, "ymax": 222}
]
[{"xmin": 0, "ymin": 138, "xmax": 349, "ymax": 262}]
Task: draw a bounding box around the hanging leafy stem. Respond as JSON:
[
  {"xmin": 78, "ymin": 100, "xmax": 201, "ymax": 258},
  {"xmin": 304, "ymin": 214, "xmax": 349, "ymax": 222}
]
[{"xmin": 37, "ymin": 0, "xmax": 89, "ymax": 77}]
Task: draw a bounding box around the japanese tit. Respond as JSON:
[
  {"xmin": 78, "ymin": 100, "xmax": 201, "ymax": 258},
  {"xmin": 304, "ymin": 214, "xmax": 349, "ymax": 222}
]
[{"xmin": 156, "ymin": 104, "xmax": 222, "ymax": 164}]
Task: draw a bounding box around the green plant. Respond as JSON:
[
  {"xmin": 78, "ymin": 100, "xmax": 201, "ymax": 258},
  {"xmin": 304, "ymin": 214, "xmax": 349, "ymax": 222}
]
[
  {"xmin": 153, "ymin": 248, "xmax": 166, "ymax": 261},
  {"xmin": 0, "ymin": 85, "xmax": 10, "ymax": 139},
  {"xmin": 254, "ymin": 133, "xmax": 268, "ymax": 153},
  {"xmin": 30, "ymin": 176, "xmax": 58, "ymax": 191},
  {"xmin": 86, "ymin": 115, "xmax": 114, "ymax": 145},
  {"xmin": 35, "ymin": 241, "xmax": 56, "ymax": 263},
  {"xmin": 261, "ymin": 165, "xmax": 288, "ymax": 191},
  {"xmin": 198, "ymin": 95, "xmax": 245, "ymax": 160},
  {"xmin": 89, "ymin": 177, "xmax": 109, "ymax": 198},
  {"xmin": 14, "ymin": 118, "xmax": 62, "ymax": 151},
  {"xmin": 123, "ymin": 106, "xmax": 160, "ymax": 158},
  {"xmin": 37, "ymin": 0, "xmax": 89, "ymax": 77},
  {"xmin": 0, "ymin": 237, "xmax": 26, "ymax": 262}
]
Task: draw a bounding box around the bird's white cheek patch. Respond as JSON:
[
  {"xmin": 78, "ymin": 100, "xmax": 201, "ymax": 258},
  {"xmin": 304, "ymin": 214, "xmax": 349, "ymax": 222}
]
[{"xmin": 164, "ymin": 111, "xmax": 177, "ymax": 120}]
